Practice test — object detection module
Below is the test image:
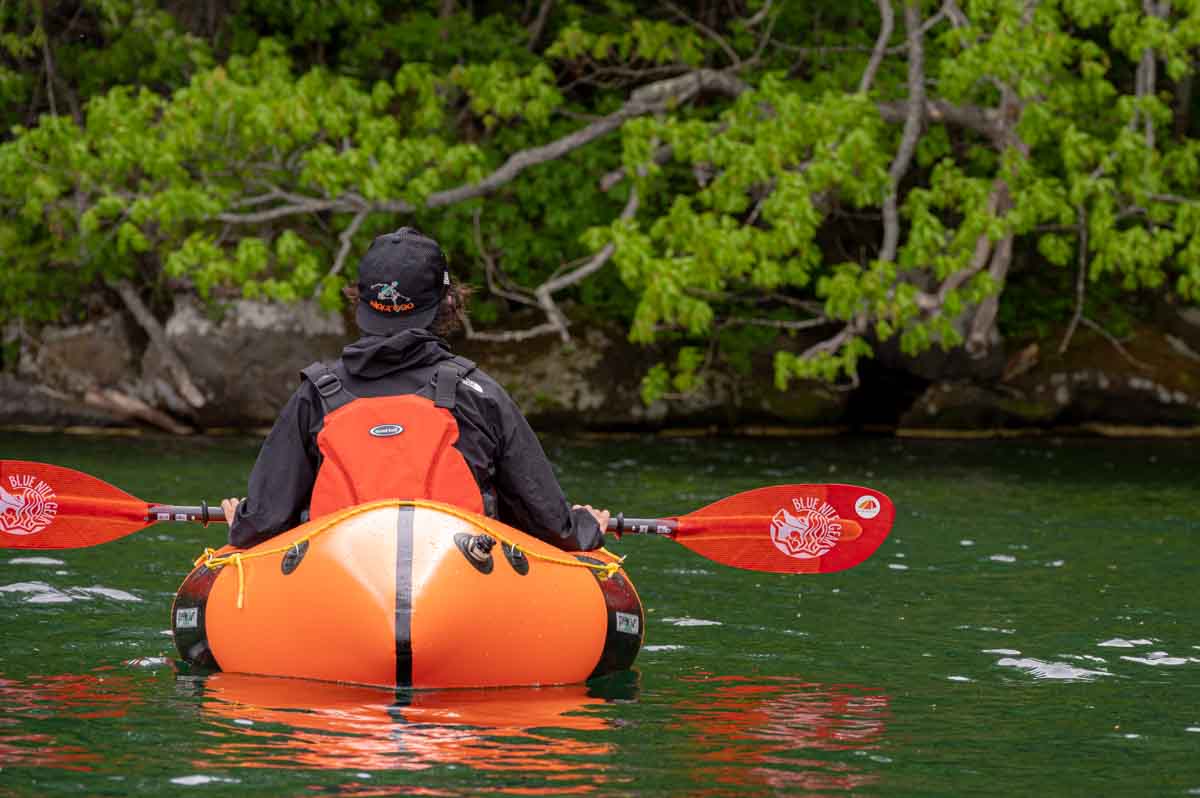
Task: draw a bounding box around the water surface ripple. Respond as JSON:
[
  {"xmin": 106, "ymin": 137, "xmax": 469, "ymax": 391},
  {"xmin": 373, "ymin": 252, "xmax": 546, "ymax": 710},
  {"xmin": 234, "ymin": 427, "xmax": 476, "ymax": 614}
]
[{"xmin": 0, "ymin": 433, "xmax": 1197, "ymax": 795}]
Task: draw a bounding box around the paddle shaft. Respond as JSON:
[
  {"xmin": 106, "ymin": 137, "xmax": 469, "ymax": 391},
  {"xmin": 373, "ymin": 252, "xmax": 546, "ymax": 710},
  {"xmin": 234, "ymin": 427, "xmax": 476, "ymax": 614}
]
[
  {"xmin": 147, "ymin": 503, "xmax": 227, "ymax": 526},
  {"xmin": 608, "ymin": 514, "xmax": 677, "ymax": 537}
]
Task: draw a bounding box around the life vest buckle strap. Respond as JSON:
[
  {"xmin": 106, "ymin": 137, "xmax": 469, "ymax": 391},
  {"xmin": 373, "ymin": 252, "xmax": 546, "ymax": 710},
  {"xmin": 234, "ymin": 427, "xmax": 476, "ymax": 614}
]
[
  {"xmin": 313, "ymin": 373, "xmax": 342, "ymax": 398},
  {"xmin": 301, "ymin": 362, "xmax": 357, "ymax": 413}
]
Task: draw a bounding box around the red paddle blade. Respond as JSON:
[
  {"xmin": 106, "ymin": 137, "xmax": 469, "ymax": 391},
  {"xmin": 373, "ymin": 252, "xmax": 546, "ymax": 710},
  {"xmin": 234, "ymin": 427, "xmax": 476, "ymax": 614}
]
[
  {"xmin": 0, "ymin": 461, "xmax": 151, "ymax": 549},
  {"xmin": 674, "ymin": 484, "xmax": 894, "ymax": 574}
]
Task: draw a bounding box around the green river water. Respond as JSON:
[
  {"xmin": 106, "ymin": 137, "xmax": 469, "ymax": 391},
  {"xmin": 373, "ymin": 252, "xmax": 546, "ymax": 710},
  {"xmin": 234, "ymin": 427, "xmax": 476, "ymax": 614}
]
[{"xmin": 0, "ymin": 431, "xmax": 1197, "ymax": 796}]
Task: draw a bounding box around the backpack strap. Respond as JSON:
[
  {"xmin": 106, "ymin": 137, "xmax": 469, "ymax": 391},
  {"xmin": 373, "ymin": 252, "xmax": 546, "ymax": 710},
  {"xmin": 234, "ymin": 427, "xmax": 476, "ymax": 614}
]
[
  {"xmin": 433, "ymin": 356, "xmax": 476, "ymax": 410},
  {"xmin": 300, "ymin": 362, "xmax": 358, "ymax": 414}
]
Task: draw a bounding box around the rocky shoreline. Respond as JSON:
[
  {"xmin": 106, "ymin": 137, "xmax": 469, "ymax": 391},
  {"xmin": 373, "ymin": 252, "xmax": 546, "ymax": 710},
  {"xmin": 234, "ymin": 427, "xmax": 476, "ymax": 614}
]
[{"xmin": 3, "ymin": 297, "xmax": 1199, "ymax": 438}]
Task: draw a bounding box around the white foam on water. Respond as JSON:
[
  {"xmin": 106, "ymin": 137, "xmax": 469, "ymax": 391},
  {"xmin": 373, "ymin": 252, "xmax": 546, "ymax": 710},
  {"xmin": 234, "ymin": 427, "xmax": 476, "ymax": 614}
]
[
  {"xmin": 74, "ymin": 586, "xmax": 141, "ymax": 602},
  {"xmin": 0, "ymin": 581, "xmax": 140, "ymax": 604},
  {"xmin": 957, "ymin": 625, "xmax": 1017, "ymax": 635},
  {"xmin": 888, "ymin": 563, "xmax": 909, "ymax": 570},
  {"xmin": 989, "ymin": 554, "xmax": 1017, "ymax": 563},
  {"xmin": 1098, "ymin": 638, "xmax": 1155, "ymax": 648},
  {"xmin": 996, "ymin": 657, "xmax": 1109, "ymax": 681},
  {"xmin": 643, "ymin": 645, "xmax": 685, "ymax": 652},
  {"xmin": 1060, "ymin": 654, "xmax": 1107, "ymax": 663},
  {"xmin": 124, "ymin": 657, "xmax": 170, "ymax": 668},
  {"xmin": 6, "ymin": 557, "xmax": 65, "ymax": 566},
  {"xmin": 1186, "ymin": 727, "xmax": 1200, "ymax": 733},
  {"xmin": 983, "ymin": 648, "xmax": 1022, "ymax": 656},
  {"xmin": 170, "ymin": 775, "xmax": 241, "ymax": 786},
  {"xmin": 960, "ymin": 539, "xmax": 975, "ymax": 546},
  {"xmin": 28, "ymin": 591, "xmax": 75, "ymax": 604},
  {"xmin": 234, "ymin": 719, "xmax": 254, "ymax": 726},
  {"xmin": 0, "ymin": 581, "xmax": 74, "ymax": 603},
  {"xmin": 661, "ymin": 617, "xmax": 721, "ymax": 627},
  {"xmin": 1120, "ymin": 652, "xmax": 1194, "ymax": 667},
  {"xmin": 0, "ymin": 581, "xmax": 56, "ymax": 593},
  {"xmin": 947, "ymin": 675, "xmax": 972, "ymax": 682},
  {"xmin": 1048, "ymin": 560, "xmax": 1065, "ymax": 567}
]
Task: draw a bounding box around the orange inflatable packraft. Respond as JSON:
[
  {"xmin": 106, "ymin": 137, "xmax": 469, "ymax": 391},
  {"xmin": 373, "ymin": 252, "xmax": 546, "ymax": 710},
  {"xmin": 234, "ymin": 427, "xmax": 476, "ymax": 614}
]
[{"xmin": 171, "ymin": 501, "xmax": 643, "ymax": 689}]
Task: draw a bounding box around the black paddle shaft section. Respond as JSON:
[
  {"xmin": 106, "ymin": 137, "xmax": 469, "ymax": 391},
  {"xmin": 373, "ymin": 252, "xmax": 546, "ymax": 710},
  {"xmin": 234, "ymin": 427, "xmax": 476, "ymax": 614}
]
[
  {"xmin": 608, "ymin": 515, "xmax": 677, "ymax": 537},
  {"xmin": 148, "ymin": 503, "xmax": 226, "ymax": 526}
]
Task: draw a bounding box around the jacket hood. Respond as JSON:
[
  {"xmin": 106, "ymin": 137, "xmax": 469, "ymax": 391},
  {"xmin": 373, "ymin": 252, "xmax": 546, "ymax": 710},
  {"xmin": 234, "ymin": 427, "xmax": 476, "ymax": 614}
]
[{"xmin": 340, "ymin": 329, "xmax": 454, "ymax": 379}]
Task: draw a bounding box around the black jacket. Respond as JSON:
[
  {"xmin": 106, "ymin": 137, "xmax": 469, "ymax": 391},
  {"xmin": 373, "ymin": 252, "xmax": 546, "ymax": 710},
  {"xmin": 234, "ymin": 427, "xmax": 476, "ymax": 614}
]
[{"xmin": 228, "ymin": 329, "xmax": 603, "ymax": 552}]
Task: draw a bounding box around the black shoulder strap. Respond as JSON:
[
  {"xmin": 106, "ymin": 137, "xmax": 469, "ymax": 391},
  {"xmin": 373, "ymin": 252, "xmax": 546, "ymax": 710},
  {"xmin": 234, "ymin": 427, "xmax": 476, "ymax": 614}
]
[
  {"xmin": 300, "ymin": 362, "xmax": 358, "ymax": 414},
  {"xmin": 434, "ymin": 356, "xmax": 476, "ymax": 409}
]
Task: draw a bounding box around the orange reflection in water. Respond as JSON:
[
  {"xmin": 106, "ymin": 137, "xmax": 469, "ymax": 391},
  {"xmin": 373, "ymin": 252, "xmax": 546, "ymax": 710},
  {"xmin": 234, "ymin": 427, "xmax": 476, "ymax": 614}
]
[
  {"xmin": 674, "ymin": 674, "xmax": 891, "ymax": 795},
  {"xmin": 193, "ymin": 672, "xmax": 620, "ymax": 789},
  {"xmin": 0, "ymin": 670, "xmax": 141, "ymax": 771}
]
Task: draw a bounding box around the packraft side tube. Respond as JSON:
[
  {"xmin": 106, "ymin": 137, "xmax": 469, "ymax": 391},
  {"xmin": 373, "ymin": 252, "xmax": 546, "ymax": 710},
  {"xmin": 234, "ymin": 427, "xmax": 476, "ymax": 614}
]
[{"xmin": 171, "ymin": 500, "xmax": 643, "ymax": 689}]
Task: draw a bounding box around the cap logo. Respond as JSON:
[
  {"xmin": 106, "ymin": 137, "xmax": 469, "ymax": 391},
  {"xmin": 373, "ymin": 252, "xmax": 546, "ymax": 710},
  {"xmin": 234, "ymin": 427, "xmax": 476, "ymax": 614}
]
[{"xmin": 368, "ymin": 281, "xmax": 416, "ymax": 314}]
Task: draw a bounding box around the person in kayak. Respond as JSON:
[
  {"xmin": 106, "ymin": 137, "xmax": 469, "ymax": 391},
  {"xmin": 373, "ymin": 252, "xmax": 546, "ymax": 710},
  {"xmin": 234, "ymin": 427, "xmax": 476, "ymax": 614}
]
[{"xmin": 220, "ymin": 227, "xmax": 609, "ymax": 552}]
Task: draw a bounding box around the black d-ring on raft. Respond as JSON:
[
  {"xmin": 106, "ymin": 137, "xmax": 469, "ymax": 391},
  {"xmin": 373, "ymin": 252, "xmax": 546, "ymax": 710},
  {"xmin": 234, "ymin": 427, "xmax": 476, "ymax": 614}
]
[
  {"xmin": 281, "ymin": 540, "xmax": 309, "ymax": 575},
  {"xmin": 503, "ymin": 542, "xmax": 530, "ymax": 575}
]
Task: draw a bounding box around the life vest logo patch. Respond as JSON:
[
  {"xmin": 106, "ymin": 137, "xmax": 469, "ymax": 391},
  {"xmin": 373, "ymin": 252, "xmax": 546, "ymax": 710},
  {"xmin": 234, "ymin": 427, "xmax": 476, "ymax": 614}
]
[
  {"xmin": 0, "ymin": 474, "xmax": 58, "ymax": 537},
  {"xmin": 369, "ymin": 424, "xmax": 405, "ymax": 438},
  {"xmin": 770, "ymin": 497, "xmax": 842, "ymax": 559}
]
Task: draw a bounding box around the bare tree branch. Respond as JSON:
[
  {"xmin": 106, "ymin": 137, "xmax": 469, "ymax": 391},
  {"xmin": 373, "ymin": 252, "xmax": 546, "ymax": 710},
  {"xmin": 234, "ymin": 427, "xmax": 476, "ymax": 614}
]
[
  {"xmin": 1134, "ymin": 0, "xmax": 1171, "ymax": 149},
  {"xmin": 724, "ymin": 316, "xmax": 830, "ymax": 331},
  {"xmin": 470, "ymin": 209, "xmax": 542, "ymax": 309},
  {"xmin": 321, "ymin": 208, "xmax": 369, "ymax": 290},
  {"xmin": 36, "ymin": 0, "xmax": 57, "ymax": 117},
  {"xmin": 110, "ymin": 280, "xmax": 206, "ymax": 411},
  {"xmin": 534, "ymin": 185, "xmax": 641, "ymax": 341},
  {"xmin": 466, "ymin": 184, "xmax": 641, "ymax": 343},
  {"xmin": 664, "ymin": 0, "xmax": 742, "ymax": 67},
  {"xmin": 879, "ymin": 1, "xmax": 926, "ymax": 263},
  {"xmin": 217, "ymin": 70, "xmax": 745, "ymax": 226},
  {"xmin": 1081, "ymin": 316, "xmax": 1153, "ymax": 371},
  {"xmin": 1058, "ymin": 205, "xmax": 1088, "ymax": 355},
  {"xmin": 526, "ymin": 0, "xmax": 554, "ymax": 51},
  {"xmin": 858, "ymin": 0, "xmax": 896, "ymax": 95},
  {"xmin": 878, "ymin": 99, "xmax": 1001, "ymax": 145}
]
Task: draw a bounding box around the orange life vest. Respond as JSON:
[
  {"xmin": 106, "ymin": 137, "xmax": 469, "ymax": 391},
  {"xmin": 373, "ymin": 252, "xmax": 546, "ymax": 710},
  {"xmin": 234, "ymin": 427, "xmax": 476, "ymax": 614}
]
[{"xmin": 301, "ymin": 359, "xmax": 484, "ymax": 520}]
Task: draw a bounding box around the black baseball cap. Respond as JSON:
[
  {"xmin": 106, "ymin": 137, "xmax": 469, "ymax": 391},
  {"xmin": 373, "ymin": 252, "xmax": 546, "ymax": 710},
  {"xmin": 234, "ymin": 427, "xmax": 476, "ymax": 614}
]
[{"xmin": 355, "ymin": 228, "xmax": 450, "ymax": 335}]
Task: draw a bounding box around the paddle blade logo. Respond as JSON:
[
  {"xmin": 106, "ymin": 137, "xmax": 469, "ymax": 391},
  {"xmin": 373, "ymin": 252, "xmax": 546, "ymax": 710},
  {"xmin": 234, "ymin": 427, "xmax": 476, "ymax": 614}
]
[
  {"xmin": 855, "ymin": 494, "xmax": 881, "ymax": 519},
  {"xmin": 770, "ymin": 497, "xmax": 842, "ymax": 559},
  {"xmin": 0, "ymin": 474, "xmax": 58, "ymax": 536}
]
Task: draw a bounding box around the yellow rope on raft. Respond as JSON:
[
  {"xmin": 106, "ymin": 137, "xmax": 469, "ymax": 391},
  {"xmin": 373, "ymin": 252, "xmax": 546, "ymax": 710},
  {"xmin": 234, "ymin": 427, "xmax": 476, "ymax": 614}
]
[{"xmin": 192, "ymin": 499, "xmax": 625, "ymax": 609}]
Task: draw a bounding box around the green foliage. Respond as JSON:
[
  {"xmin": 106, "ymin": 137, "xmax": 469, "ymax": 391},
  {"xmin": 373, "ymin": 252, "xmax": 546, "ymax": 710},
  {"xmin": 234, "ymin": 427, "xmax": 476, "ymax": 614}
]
[{"xmin": 3, "ymin": 0, "xmax": 1200, "ymax": 402}]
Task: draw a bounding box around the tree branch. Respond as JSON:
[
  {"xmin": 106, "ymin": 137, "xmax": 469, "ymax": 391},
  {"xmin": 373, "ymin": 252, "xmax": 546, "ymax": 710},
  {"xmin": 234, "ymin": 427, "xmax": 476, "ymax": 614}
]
[
  {"xmin": 879, "ymin": 1, "xmax": 926, "ymax": 264},
  {"xmin": 858, "ymin": 0, "xmax": 896, "ymax": 95},
  {"xmin": 217, "ymin": 69, "xmax": 744, "ymax": 227},
  {"xmin": 1081, "ymin": 317, "xmax": 1153, "ymax": 371},
  {"xmin": 526, "ymin": 0, "xmax": 554, "ymax": 51},
  {"xmin": 1058, "ymin": 205, "xmax": 1088, "ymax": 355},
  {"xmin": 110, "ymin": 280, "xmax": 206, "ymax": 411},
  {"xmin": 320, "ymin": 208, "xmax": 369, "ymax": 290},
  {"xmin": 664, "ymin": 0, "xmax": 742, "ymax": 67}
]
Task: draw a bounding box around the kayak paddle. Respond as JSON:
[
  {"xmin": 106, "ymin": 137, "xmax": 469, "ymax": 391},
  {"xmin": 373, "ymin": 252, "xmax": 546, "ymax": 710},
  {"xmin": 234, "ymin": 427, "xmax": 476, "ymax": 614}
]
[
  {"xmin": 0, "ymin": 460, "xmax": 223, "ymax": 550},
  {"xmin": 609, "ymin": 484, "xmax": 894, "ymax": 574},
  {"xmin": 0, "ymin": 461, "xmax": 894, "ymax": 574}
]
